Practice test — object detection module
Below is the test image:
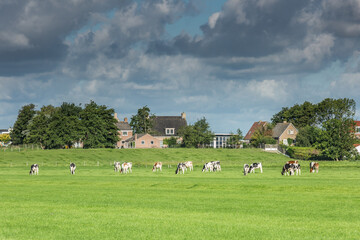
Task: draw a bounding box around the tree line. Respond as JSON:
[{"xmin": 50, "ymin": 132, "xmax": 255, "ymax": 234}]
[
  {"xmin": 10, "ymin": 101, "xmax": 119, "ymax": 149},
  {"xmin": 271, "ymin": 98, "xmax": 358, "ymax": 161}
]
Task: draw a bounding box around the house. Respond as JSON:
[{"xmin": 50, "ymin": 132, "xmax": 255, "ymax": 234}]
[
  {"xmin": 114, "ymin": 113, "xmax": 133, "ymax": 148},
  {"xmin": 244, "ymin": 121, "xmax": 268, "ymax": 142},
  {"xmin": 272, "ymin": 122, "xmax": 298, "ymax": 145},
  {"xmin": 210, "ymin": 133, "xmax": 237, "ymax": 148},
  {"xmin": 123, "ymin": 133, "xmax": 161, "ymax": 149},
  {"xmin": 0, "ymin": 128, "xmax": 11, "ymax": 135},
  {"xmin": 151, "ymin": 112, "xmax": 187, "ymax": 146},
  {"xmin": 152, "ymin": 112, "xmax": 187, "ymax": 136}
]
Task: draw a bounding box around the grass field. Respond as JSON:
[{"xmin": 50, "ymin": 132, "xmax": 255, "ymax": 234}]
[{"xmin": 0, "ymin": 148, "xmax": 360, "ymax": 239}]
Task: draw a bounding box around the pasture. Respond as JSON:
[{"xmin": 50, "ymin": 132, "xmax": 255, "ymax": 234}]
[{"xmin": 0, "ymin": 148, "xmax": 359, "ymax": 239}]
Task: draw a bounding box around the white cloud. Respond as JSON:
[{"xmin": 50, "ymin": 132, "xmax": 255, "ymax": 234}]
[{"xmin": 246, "ymin": 79, "xmax": 288, "ymax": 101}]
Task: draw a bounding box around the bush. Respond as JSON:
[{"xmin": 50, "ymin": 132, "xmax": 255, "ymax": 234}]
[{"xmin": 286, "ymin": 147, "xmax": 323, "ymax": 160}]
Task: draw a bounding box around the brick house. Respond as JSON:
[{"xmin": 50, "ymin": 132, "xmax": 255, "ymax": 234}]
[
  {"xmin": 151, "ymin": 112, "xmax": 187, "ymax": 146},
  {"xmin": 123, "ymin": 133, "xmax": 161, "ymax": 149},
  {"xmin": 272, "ymin": 122, "xmax": 298, "ymax": 145},
  {"xmin": 115, "ymin": 113, "xmax": 133, "ymax": 148},
  {"xmin": 244, "ymin": 121, "xmax": 268, "ymax": 142}
]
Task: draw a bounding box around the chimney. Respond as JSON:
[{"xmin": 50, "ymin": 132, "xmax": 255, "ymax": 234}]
[
  {"xmin": 283, "ymin": 120, "xmax": 287, "ymax": 123},
  {"xmin": 124, "ymin": 117, "xmax": 128, "ymax": 123},
  {"xmin": 114, "ymin": 113, "xmax": 119, "ymax": 122},
  {"xmin": 181, "ymin": 112, "xmax": 186, "ymax": 120}
]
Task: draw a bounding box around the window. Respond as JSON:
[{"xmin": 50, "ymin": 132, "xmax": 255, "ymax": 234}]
[
  {"xmin": 151, "ymin": 141, "xmax": 154, "ymax": 144},
  {"xmin": 122, "ymin": 131, "xmax": 128, "ymax": 136},
  {"xmin": 141, "ymin": 141, "xmax": 145, "ymax": 144},
  {"xmin": 356, "ymin": 127, "xmax": 360, "ymax": 133},
  {"xmin": 165, "ymin": 128, "xmax": 175, "ymax": 135},
  {"xmin": 288, "ymin": 130, "xmax": 294, "ymax": 135}
]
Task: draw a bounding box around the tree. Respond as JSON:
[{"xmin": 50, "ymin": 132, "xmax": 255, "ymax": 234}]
[
  {"xmin": 271, "ymin": 101, "xmax": 317, "ymax": 128},
  {"xmin": 25, "ymin": 105, "xmax": 56, "ymax": 148},
  {"xmin": 81, "ymin": 101, "xmax": 119, "ymax": 148},
  {"xmin": 0, "ymin": 133, "xmax": 11, "ymax": 145},
  {"xmin": 130, "ymin": 105, "xmax": 155, "ymax": 134},
  {"xmin": 11, "ymin": 104, "xmax": 36, "ymax": 145},
  {"xmin": 316, "ymin": 118, "xmax": 357, "ymax": 161},
  {"xmin": 251, "ymin": 124, "xmax": 275, "ymax": 147},
  {"xmin": 163, "ymin": 136, "xmax": 178, "ymax": 148},
  {"xmin": 295, "ymin": 126, "xmax": 321, "ymax": 147},
  {"xmin": 179, "ymin": 117, "xmax": 214, "ymax": 148},
  {"xmin": 226, "ymin": 129, "xmax": 244, "ymax": 148}
]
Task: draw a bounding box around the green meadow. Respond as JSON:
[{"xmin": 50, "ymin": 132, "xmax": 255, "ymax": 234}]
[{"xmin": 0, "ymin": 148, "xmax": 359, "ymax": 239}]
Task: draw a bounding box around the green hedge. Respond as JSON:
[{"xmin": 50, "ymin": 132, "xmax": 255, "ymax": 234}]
[{"xmin": 286, "ymin": 147, "xmax": 323, "ymax": 160}]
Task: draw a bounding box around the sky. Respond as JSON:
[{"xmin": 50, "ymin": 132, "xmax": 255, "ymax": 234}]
[{"xmin": 1, "ymin": 0, "xmax": 360, "ymax": 134}]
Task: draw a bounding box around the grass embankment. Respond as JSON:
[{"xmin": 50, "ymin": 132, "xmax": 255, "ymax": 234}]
[{"xmin": 0, "ymin": 148, "xmax": 359, "ymax": 239}]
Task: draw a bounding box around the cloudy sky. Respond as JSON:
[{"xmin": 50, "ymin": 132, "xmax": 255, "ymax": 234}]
[{"xmin": 1, "ymin": 0, "xmax": 360, "ymax": 133}]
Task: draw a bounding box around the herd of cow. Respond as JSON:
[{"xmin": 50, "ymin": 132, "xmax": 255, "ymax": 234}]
[{"xmin": 28, "ymin": 160, "xmax": 320, "ymax": 176}]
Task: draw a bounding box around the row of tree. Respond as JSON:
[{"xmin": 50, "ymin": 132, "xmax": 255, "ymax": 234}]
[
  {"xmin": 272, "ymin": 98, "xmax": 358, "ymax": 161},
  {"xmin": 10, "ymin": 101, "xmax": 119, "ymax": 149}
]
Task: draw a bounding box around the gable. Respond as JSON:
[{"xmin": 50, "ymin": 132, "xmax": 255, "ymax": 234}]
[{"xmin": 244, "ymin": 121, "xmax": 268, "ymax": 140}]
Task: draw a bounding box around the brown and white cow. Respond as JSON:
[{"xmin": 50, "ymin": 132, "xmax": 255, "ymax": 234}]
[
  {"xmin": 70, "ymin": 163, "xmax": 76, "ymax": 175},
  {"xmin": 286, "ymin": 160, "xmax": 298, "ymax": 164},
  {"xmin": 152, "ymin": 162, "xmax": 162, "ymax": 172},
  {"xmin": 29, "ymin": 164, "xmax": 39, "ymax": 175},
  {"xmin": 184, "ymin": 161, "xmax": 193, "ymax": 171},
  {"xmin": 121, "ymin": 162, "xmax": 132, "ymax": 174},
  {"xmin": 310, "ymin": 162, "xmax": 319, "ymax": 173}
]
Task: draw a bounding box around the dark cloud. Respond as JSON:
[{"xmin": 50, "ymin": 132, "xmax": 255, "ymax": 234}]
[{"xmin": 0, "ymin": 0, "xmax": 132, "ymax": 75}]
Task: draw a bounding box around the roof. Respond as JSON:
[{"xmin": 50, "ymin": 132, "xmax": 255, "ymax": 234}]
[
  {"xmin": 355, "ymin": 121, "xmax": 360, "ymax": 127},
  {"xmin": 272, "ymin": 122, "xmax": 297, "ymax": 138},
  {"xmin": 152, "ymin": 116, "xmax": 187, "ymax": 135},
  {"xmin": 116, "ymin": 121, "xmax": 132, "ymax": 131},
  {"xmin": 244, "ymin": 121, "xmax": 268, "ymax": 140},
  {"xmin": 124, "ymin": 133, "xmax": 146, "ymax": 142}
]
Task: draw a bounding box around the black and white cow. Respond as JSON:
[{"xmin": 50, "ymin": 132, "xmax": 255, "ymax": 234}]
[
  {"xmin": 175, "ymin": 163, "xmax": 187, "ymax": 174},
  {"xmin": 281, "ymin": 163, "xmax": 294, "ymax": 176},
  {"xmin": 114, "ymin": 161, "xmax": 121, "ymax": 172},
  {"xmin": 212, "ymin": 161, "xmax": 221, "ymax": 172},
  {"xmin": 292, "ymin": 163, "xmax": 301, "ymax": 175},
  {"xmin": 281, "ymin": 163, "xmax": 301, "ymax": 176},
  {"xmin": 202, "ymin": 162, "xmax": 214, "ymax": 172},
  {"xmin": 70, "ymin": 163, "xmax": 76, "ymax": 175},
  {"xmin": 248, "ymin": 162, "xmax": 263, "ymax": 174},
  {"xmin": 29, "ymin": 164, "xmax": 39, "ymax": 175},
  {"xmin": 243, "ymin": 164, "xmax": 250, "ymax": 176}
]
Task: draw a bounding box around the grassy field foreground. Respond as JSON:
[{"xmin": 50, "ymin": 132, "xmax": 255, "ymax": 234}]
[{"xmin": 0, "ymin": 148, "xmax": 359, "ymax": 239}]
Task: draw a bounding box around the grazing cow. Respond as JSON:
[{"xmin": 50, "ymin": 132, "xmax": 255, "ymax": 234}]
[
  {"xmin": 70, "ymin": 163, "xmax": 76, "ymax": 175},
  {"xmin": 212, "ymin": 161, "xmax": 221, "ymax": 172},
  {"xmin": 121, "ymin": 162, "xmax": 132, "ymax": 174},
  {"xmin": 175, "ymin": 163, "xmax": 187, "ymax": 174},
  {"xmin": 281, "ymin": 163, "xmax": 294, "ymax": 176},
  {"xmin": 310, "ymin": 162, "xmax": 319, "ymax": 173},
  {"xmin": 152, "ymin": 162, "xmax": 162, "ymax": 172},
  {"xmin": 281, "ymin": 163, "xmax": 301, "ymax": 176},
  {"xmin": 243, "ymin": 164, "xmax": 250, "ymax": 176},
  {"xmin": 292, "ymin": 163, "xmax": 301, "ymax": 175},
  {"xmin": 29, "ymin": 164, "xmax": 39, "ymax": 175},
  {"xmin": 248, "ymin": 162, "xmax": 263, "ymax": 174},
  {"xmin": 114, "ymin": 162, "xmax": 121, "ymax": 172},
  {"xmin": 202, "ymin": 162, "xmax": 214, "ymax": 172},
  {"xmin": 184, "ymin": 161, "xmax": 193, "ymax": 171}
]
